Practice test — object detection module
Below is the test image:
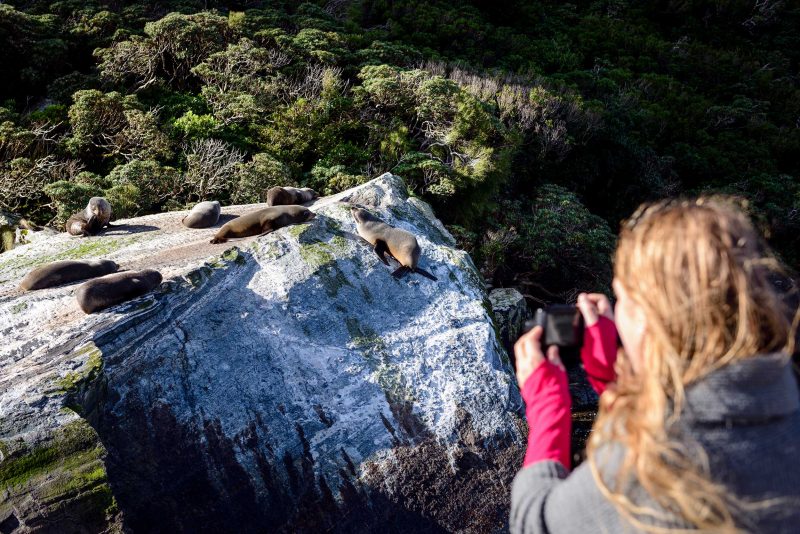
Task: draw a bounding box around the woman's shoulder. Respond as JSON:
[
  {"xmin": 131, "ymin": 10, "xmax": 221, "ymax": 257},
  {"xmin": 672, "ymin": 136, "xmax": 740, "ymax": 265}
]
[{"xmin": 511, "ymin": 450, "xmax": 633, "ymax": 534}]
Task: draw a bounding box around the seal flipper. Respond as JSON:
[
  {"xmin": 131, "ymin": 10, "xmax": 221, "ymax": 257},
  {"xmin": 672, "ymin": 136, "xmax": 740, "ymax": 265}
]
[
  {"xmin": 391, "ymin": 266, "xmax": 410, "ymax": 279},
  {"xmin": 374, "ymin": 240, "xmax": 390, "ymax": 265},
  {"xmin": 84, "ymin": 214, "xmax": 99, "ymax": 236},
  {"xmin": 414, "ymin": 267, "xmax": 438, "ymax": 281}
]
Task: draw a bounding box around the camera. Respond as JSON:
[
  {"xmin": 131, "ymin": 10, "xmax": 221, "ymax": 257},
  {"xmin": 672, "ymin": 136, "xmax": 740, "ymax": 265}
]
[{"xmin": 522, "ymin": 304, "xmax": 584, "ymax": 349}]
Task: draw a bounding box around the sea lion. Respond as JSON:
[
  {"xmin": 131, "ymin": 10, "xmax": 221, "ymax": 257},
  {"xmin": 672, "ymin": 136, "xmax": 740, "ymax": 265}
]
[
  {"xmin": 65, "ymin": 197, "xmax": 113, "ymax": 236},
  {"xmin": 350, "ymin": 206, "xmax": 437, "ymax": 281},
  {"xmin": 210, "ymin": 205, "xmax": 316, "ymax": 244},
  {"xmin": 65, "ymin": 212, "xmax": 98, "ymax": 236},
  {"xmin": 182, "ymin": 201, "xmax": 221, "ymax": 229},
  {"xmin": 20, "ymin": 259, "xmax": 119, "ymax": 291},
  {"xmin": 86, "ymin": 197, "xmax": 112, "ymax": 229},
  {"xmin": 75, "ymin": 269, "xmax": 162, "ymax": 314},
  {"xmin": 266, "ymin": 187, "xmax": 319, "ymax": 206}
]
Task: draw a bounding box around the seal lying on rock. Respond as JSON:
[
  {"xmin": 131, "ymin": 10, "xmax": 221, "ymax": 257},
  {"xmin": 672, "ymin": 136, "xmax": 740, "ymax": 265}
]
[
  {"xmin": 266, "ymin": 187, "xmax": 318, "ymax": 206},
  {"xmin": 182, "ymin": 201, "xmax": 221, "ymax": 229},
  {"xmin": 210, "ymin": 205, "xmax": 315, "ymax": 244},
  {"xmin": 75, "ymin": 269, "xmax": 162, "ymax": 314},
  {"xmin": 19, "ymin": 259, "xmax": 119, "ymax": 291},
  {"xmin": 350, "ymin": 206, "xmax": 437, "ymax": 281},
  {"xmin": 66, "ymin": 197, "xmax": 113, "ymax": 236}
]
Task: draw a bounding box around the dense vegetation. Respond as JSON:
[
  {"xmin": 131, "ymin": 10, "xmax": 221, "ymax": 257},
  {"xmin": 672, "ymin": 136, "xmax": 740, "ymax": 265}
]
[{"xmin": 1, "ymin": 0, "xmax": 798, "ymax": 301}]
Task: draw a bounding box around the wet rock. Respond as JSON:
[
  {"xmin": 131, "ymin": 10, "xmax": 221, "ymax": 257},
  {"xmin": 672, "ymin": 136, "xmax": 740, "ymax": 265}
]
[{"xmin": 0, "ymin": 173, "xmax": 525, "ymax": 533}]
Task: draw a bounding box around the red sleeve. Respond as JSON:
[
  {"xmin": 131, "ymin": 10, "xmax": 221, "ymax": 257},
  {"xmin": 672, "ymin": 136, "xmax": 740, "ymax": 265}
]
[
  {"xmin": 521, "ymin": 361, "xmax": 571, "ymax": 470},
  {"xmin": 580, "ymin": 316, "xmax": 618, "ymax": 395}
]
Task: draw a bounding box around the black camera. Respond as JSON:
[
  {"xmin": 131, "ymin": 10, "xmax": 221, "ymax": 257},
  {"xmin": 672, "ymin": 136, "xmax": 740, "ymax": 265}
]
[{"xmin": 521, "ymin": 304, "xmax": 584, "ymax": 349}]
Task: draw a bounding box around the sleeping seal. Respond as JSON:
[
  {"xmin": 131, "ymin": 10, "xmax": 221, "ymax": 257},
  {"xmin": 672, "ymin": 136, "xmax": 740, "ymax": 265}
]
[
  {"xmin": 266, "ymin": 187, "xmax": 319, "ymax": 206},
  {"xmin": 350, "ymin": 206, "xmax": 437, "ymax": 281},
  {"xmin": 20, "ymin": 259, "xmax": 119, "ymax": 291},
  {"xmin": 182, "ymin": 201, "xmax": 221, "ymax": 228},
  {"xmin": 210, "ymin": 205, "xmax": 315, "ymax": 244},
  {"xmin": 75, "ymin": 269, "xmax": 162, "ymax": 314}
]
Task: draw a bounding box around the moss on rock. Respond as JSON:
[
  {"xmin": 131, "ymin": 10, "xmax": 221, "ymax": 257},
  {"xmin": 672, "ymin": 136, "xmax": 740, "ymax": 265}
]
[{"xmin": 0, "ymin": 418, "xmax": 118, "ymax": 529}]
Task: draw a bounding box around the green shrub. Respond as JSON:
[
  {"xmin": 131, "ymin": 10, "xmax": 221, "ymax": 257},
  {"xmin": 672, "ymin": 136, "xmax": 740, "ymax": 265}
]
[
  {"xmin": 232, "ymin": 153, "xmax": 291, "ymax": 204},
  {"xmin": 42, "ymin": 181, "xmax": 103, "ymax": 224},
  {"xmin": 106, "ymin": 159, "xmax": 180, "ymax": 213}
]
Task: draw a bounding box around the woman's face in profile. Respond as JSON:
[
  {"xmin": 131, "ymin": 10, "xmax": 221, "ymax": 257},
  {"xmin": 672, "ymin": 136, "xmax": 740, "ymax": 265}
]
[{"xmin": 612, "ymin": 278, "xmax": 646, "ymax": 373}]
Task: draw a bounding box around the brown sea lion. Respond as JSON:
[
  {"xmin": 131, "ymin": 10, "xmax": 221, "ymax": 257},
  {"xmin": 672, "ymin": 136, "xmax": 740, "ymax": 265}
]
[
  {"xmin": 65, "ymin": 197, "xmax": 113, "ymax": 236},
  {"xmin": 66, "ymin": 212, "xmax": 94, "ymax": 236},
  {"xmin": 350, "ymin": 206, "xmax": 437, "ymax": 281},
  {"xmin": 86, "ymin": 197, "xmax": 112, "ymax": 229},
  {"xmin": 210, "ymin": 205, "xmax": 315, "ymax": 244},
  {"xmin": 182, "ymin": 201, "xmax": 221, "ymax": 229},
  {"xmin": 19, "ymin": 259, "xmax": 119, "ymax": 291},
  {"xmin": 75, "ymin": 269, "xmax": 162, "ymax": 314},
  {"xmin": 266, "ymin": 187, "xmax": 319, "ymax": 206}
]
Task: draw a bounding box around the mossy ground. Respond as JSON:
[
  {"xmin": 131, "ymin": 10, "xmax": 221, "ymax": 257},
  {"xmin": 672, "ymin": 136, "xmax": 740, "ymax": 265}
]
[
  {"xmin": 55, "ymin": 343, "xmax": 104, "ymax": 395},
  {"xmin": 292, "ymin": 213, "xmax": 355, "ymax": 296},
  {"xmin": 0, "ymin": 418, "xmax": 117, "ymax": 523}
]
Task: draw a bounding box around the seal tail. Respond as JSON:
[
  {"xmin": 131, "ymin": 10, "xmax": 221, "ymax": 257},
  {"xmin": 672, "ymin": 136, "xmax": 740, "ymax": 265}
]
[
  {"xmin": 414, "ymin": 267, "xmax": 438, "ymax": 281},
  {"xmin": 392, "ymin": 266, "xmax": 438, "ymax": 281}
]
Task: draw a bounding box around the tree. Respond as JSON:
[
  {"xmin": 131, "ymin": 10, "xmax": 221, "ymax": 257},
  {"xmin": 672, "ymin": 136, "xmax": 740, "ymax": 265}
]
[
  {"xmin": 182, "ymin": 138, "xmax": 244, "ymax": 201},
  {"xmin": 67, "ymin": 90, "xmax": 171, "ymax": 161},
  {"xmin": 193, "ymin": 38, "xmax": 290, "ymax": 125},
  {"xmin": 232, "ymin": 153, "xmax": 291, "ymax": 204},
  {"xmin": 96, "ymin": 12, "xmax": 231, "ymax": 91}
]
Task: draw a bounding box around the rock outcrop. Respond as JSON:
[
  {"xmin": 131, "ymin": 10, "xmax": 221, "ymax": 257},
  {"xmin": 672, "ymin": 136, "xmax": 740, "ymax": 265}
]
[
  {"xmin": 488, "ymin": 288, "xmax": 529, "ymax": 360},
  {"xmin": 0, "ymin": 174, "xmax": 525, "ymax": 533}
]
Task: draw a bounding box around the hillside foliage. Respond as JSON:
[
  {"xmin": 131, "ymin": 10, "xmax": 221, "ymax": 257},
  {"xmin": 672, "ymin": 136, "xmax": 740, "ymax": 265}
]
[{"xmin": 1, "ymin": 0, "xmax": 798, "ymax": 299}]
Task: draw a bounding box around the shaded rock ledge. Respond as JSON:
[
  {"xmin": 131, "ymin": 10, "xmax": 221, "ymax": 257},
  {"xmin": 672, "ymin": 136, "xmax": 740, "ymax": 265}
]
[{"xmin": 0, "ymin": 173, "xmax": 525, "ymax": 533}]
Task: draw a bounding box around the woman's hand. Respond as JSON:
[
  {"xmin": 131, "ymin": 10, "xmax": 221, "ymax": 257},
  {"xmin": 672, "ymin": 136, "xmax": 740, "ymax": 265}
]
[
  {"xmin": 576, "ymin": 292, "xmax": 619, "ymax": 395},
  {"xmin": 514, "ymin": 325, "xmax": 564, "ymax": 389},
  {"xmin": 514, "ymin": 325, "xmax": 572, "ymax": 469},
  {"xmin": 576, "ymin": 292, "xmax": 614, "ymax": 326}
]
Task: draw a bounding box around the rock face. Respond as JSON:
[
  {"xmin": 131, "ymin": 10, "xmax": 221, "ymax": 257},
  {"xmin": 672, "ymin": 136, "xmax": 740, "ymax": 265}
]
[
  {"xmin": 488, "ymin": 288, "xmax": 529, "ymax": 360},
  {"xmin": 0, "ymin": 174, "xmax": 525, "ymax": 533}
]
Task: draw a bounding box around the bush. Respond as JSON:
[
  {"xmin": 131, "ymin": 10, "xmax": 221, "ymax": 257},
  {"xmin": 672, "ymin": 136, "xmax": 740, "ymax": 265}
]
[
  {"xmin": 42, "ymin": 180, "xmax": 104, "ymax": 224},
  {"xmin": 106, "ymin": 159, "xmax": 180, "ymax": 213},
  {"xmin": 232, "ymin": 153, "xmax": 291, "ymax": 204},
  {"xmin": 309, "ymin": 164, "xmax": 366, "ymax": 195},
  {"xmin": 479, "ymin": 185, "xmax": 616, "ymax": 296},
  {"xmin": 172, "ymin": 111, "xmax": 219, "ymax": 140},
  {"xmin": 104, "ymin": 183, "xmax": 140, "ymax": 219}
]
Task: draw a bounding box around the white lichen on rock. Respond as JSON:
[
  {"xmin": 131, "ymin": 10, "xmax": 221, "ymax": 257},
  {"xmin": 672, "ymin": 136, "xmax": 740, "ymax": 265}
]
[{"xmin": 0, "ymin": 173, "xmax": 524, "ymax": 532}]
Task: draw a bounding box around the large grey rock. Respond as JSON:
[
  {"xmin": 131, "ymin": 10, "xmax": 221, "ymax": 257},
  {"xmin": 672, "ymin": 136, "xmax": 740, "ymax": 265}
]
[{"xmin": 0, "ymin": 173, "xmax": 525, "ymax": 533}]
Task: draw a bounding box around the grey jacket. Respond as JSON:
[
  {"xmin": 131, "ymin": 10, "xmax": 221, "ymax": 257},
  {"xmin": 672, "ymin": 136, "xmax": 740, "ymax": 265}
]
[{"xmin": 510, "ymin": 354, "xmax": 800, "ymax": 533}]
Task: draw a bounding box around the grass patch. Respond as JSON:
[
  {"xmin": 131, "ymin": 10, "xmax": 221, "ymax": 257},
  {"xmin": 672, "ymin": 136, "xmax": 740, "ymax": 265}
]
[
  {"xmin": 55, "ymin": 344, "xmax": 103, "ymax": 394},
  {"xmin": 0, "ymin": 419, "xmax": 103, "ymax": 490}
]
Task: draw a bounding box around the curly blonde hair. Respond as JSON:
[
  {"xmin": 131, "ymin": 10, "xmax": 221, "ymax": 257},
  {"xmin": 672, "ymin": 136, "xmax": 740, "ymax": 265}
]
[{"xmin": 587, "ymin": 197, "xmax": 796, "ymax": 533}]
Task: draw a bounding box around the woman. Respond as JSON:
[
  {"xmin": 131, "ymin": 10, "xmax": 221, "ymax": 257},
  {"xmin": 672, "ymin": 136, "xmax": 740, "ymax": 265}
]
[{"xmin": 511, "ymin": 198, "xmax": 800, "ymax": 533}]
